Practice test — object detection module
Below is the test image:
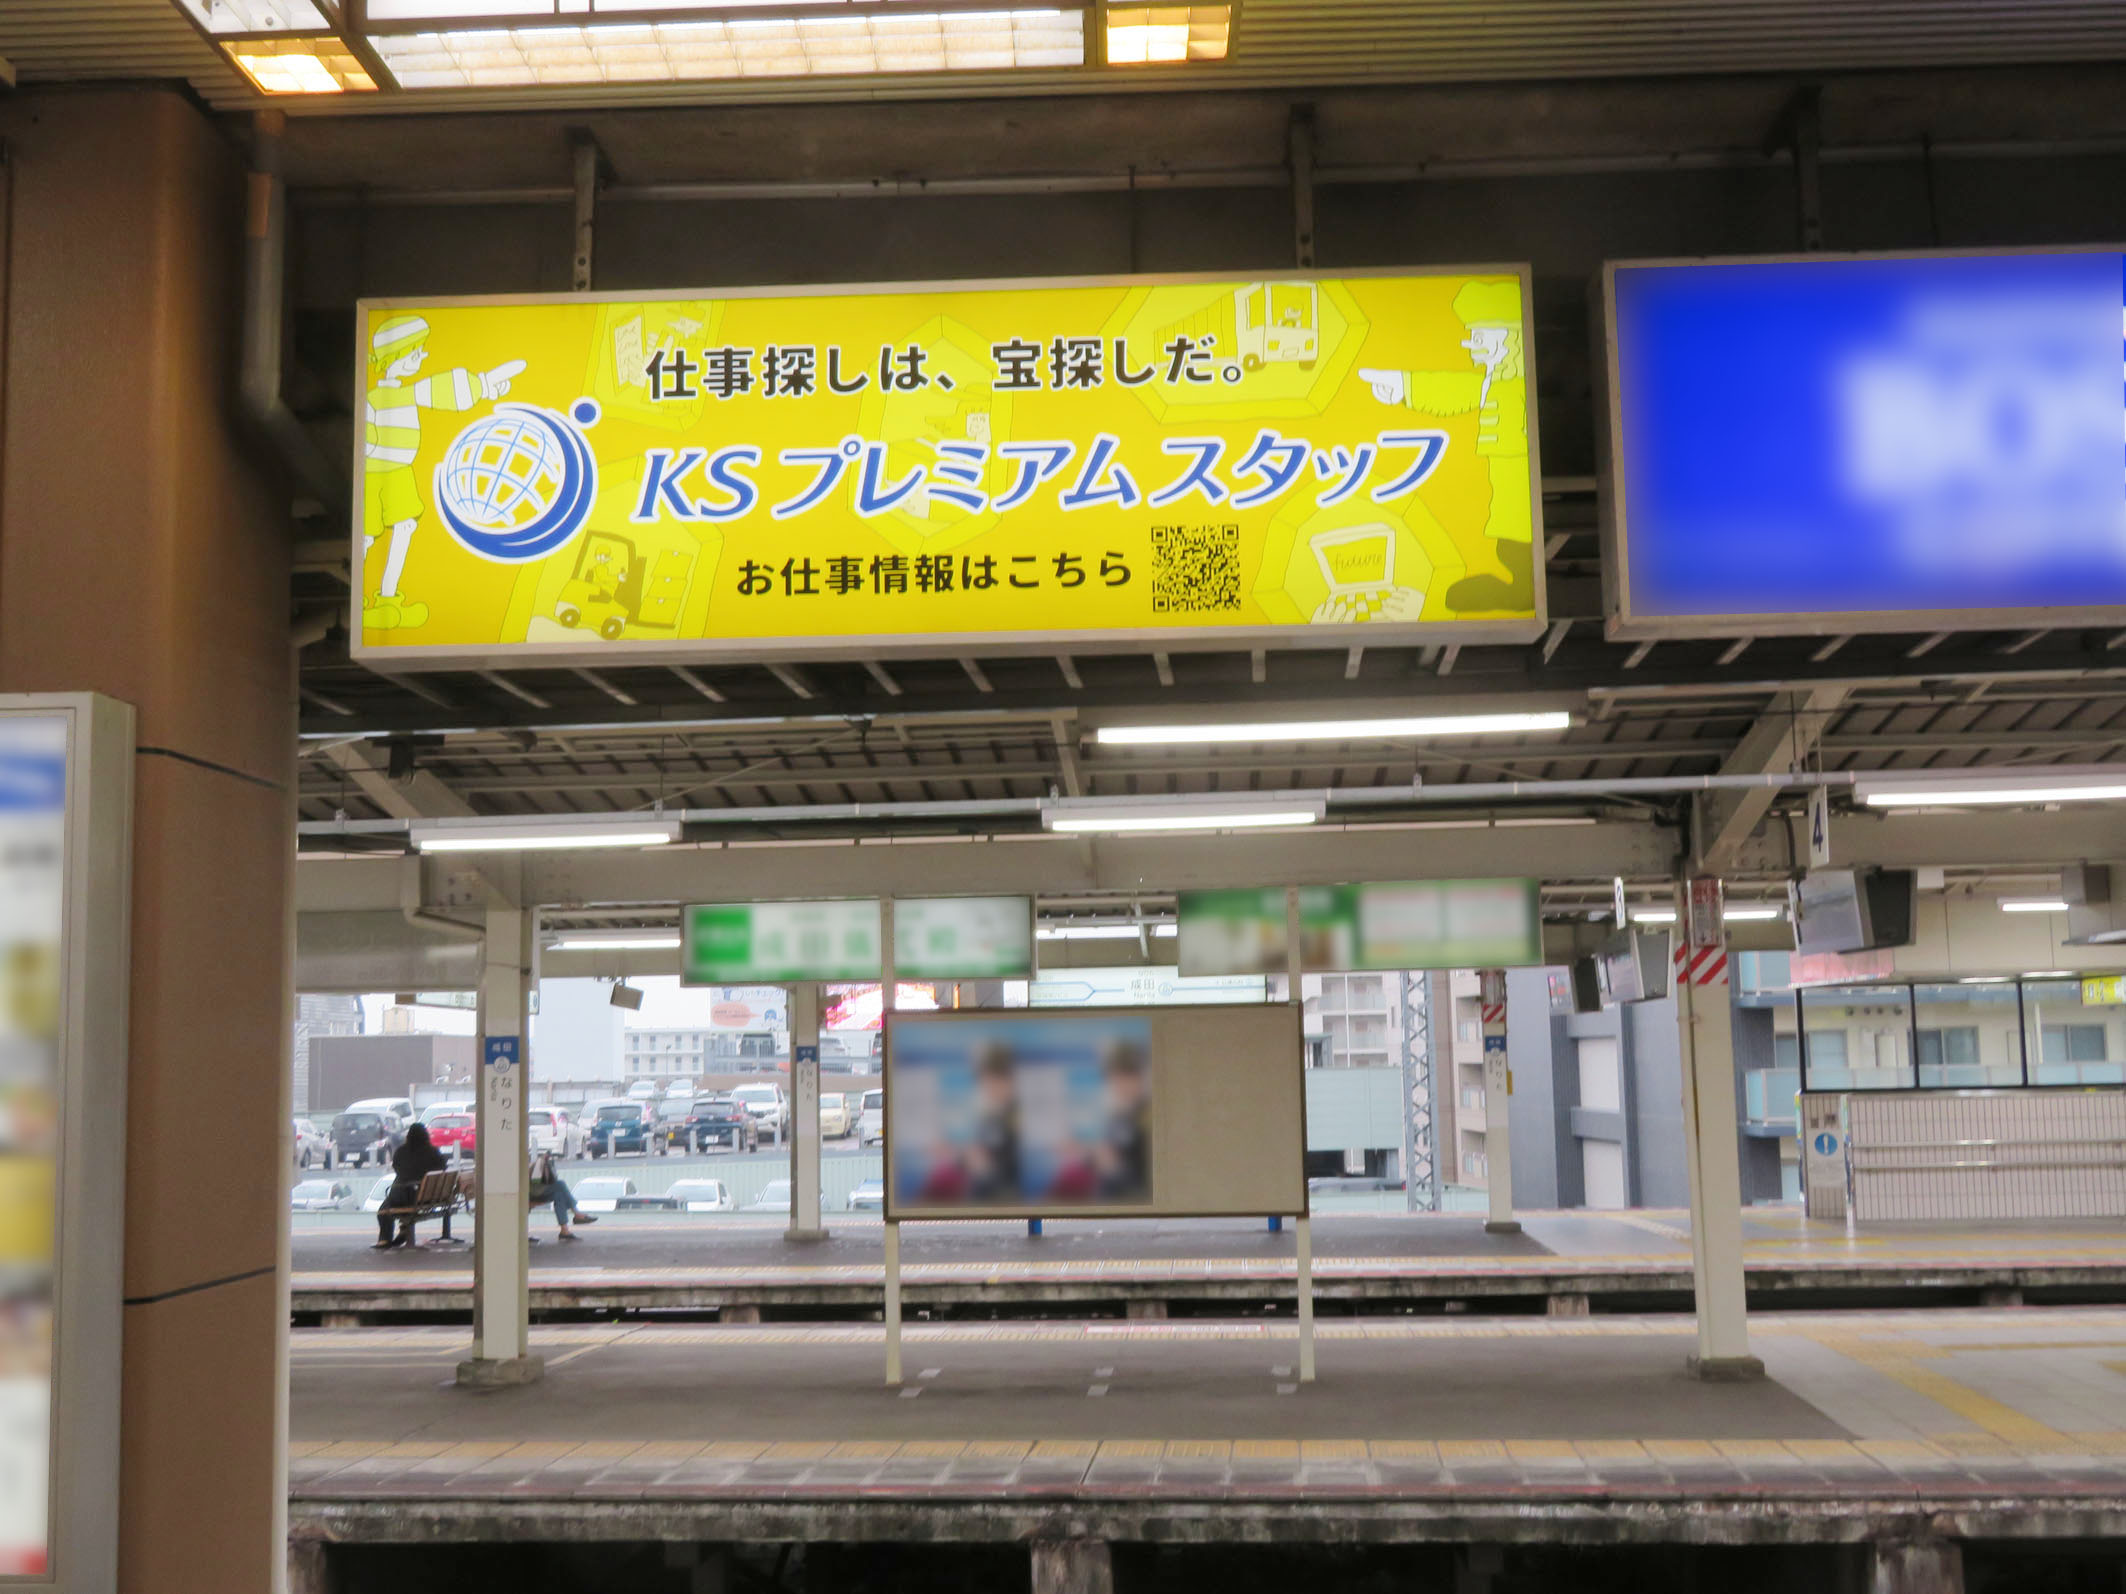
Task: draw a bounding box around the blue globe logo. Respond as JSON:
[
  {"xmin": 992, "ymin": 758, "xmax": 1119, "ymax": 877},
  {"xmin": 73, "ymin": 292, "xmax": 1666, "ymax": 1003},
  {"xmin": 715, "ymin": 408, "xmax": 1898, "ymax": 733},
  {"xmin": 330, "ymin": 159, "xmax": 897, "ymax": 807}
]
[{"xmin": 433, "ymin": 400, "xmax": 599, "ymax": 563}]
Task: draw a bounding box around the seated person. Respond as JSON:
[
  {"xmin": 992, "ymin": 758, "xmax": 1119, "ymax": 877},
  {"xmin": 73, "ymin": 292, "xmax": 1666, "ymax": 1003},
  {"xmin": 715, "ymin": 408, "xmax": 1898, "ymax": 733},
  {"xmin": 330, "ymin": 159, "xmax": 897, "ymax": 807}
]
[
  {"xmin": 375, "ymin": 1122, "xmax": 447, "ymax": 1249},
  {"xmin": 530, "ymin": 1150, "xmax": 597, "ymax": 1240}
]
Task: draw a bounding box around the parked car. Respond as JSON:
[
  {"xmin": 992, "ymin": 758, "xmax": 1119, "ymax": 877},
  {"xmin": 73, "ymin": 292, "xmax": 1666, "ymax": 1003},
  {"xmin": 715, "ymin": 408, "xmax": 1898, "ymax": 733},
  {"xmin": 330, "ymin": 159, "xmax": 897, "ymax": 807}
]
[
  {"xmin": 817, "ymin": 1092, "xmax": 854, "ymax": 1138},
  {"xmin": 290, "ymin": 1178, "xmax": 359, "ymax": 1213},
  {"xmin": 293, "ymin": 1116, "xmax": 327, "ymax": 1169},
  {"xmin": 846, "ymin": 1178, "xmax": 885, "ymax": 1213},
  {"xmin": 347, "ymin": 1096, "xmax": 417, "ymax": 1126},
  {"xmin": 1306, "ymin": 1175, "xmax": 1403, "ymax": 1195},
  {"xmin": 666, "ymin": 1178, "xmax": 735, "ymax": 1212},
  {"xmin": 744, "ymin": 1178, "xmax": 793, "ymax": 1213},
  {"xmin": 858, "ymin": 1089, "xmax": 884, "ymax": 1147},
  {"xmin": 732, "ymin": 1082, "xmax": 788, "ymax": 1138},
  {"xmin": 329, "ymin": 1109, "xmax": 402, "ymax": 1168},
  {"xmin": 584, "ymin": 1098, "xmax": 653, "ymax": 1157},
  {"xmin": 426, "ymin": 1110, "xmax": 477, "ymax": 1162},
  {"xmin": 360, "ymin": 1173, "xmax": 395, "ymax": 1213},
  {"xmin": 527, "ymin": 1106, "xmax": 583, "ymax": 1159},
  {"xmin": 574, "ymin": 1177, "xmax": 637, "ymax": 1213},
  {"xmin": 420, "ymin": 1100, "xmax": 474, "ymax": 1127},
  {"xmin": 661, "ymin": 1096, "xmax": 756, "ymax": 1154},
  {"xmin": 626, "ymin": 1081, "xmax": 659, "ymax": 1100}
]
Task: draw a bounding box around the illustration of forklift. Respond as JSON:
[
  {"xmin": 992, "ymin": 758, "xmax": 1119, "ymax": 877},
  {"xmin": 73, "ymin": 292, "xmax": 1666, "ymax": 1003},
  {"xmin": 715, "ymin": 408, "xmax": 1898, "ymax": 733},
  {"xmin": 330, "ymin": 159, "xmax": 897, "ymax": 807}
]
[
  {"xmin": 1233, "ymin": 281, "xmax": 1319, "ymax": 371},
  {"xmin": 552, "ymin": 530, "xmax": 693, "ymax": 641}
]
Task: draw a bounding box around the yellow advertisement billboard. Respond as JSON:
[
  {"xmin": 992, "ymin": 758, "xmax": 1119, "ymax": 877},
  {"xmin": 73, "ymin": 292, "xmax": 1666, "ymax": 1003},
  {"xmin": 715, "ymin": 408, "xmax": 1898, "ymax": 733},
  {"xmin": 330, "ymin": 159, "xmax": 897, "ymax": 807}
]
[{"xmin": 351, "ymin": 269, "xmax": 1543, "ymax": 666}]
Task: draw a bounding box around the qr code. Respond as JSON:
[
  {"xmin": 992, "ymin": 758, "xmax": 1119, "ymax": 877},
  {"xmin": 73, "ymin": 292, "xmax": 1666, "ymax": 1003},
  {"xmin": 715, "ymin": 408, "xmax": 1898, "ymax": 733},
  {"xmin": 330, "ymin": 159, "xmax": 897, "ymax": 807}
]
[{"xmin": 1151, "ymin": 523, "xmax": 1242, "ymax": 613}]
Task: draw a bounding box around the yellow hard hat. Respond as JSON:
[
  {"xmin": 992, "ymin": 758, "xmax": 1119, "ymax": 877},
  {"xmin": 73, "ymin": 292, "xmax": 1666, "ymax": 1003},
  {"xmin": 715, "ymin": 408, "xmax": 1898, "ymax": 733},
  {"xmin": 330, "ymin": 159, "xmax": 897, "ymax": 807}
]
[
  {"xmin": 371, "ymin": 314, "xmax": 430, "ymax": 359},
  {"xmin": 1452, "ymin": 280, "xmax": 1521, "ymax": 328}
]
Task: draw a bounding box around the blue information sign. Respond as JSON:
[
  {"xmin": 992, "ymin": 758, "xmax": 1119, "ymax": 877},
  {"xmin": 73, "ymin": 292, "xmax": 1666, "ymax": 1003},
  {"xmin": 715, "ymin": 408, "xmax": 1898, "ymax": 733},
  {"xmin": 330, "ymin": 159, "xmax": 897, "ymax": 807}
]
[
  {"xmin": 1605, "ymin": 250, "xmax": 2126, "ymax": 634},
  {"xmin": 483, "ymin": 1035, "xmax": 520, "ymax": 1068}
]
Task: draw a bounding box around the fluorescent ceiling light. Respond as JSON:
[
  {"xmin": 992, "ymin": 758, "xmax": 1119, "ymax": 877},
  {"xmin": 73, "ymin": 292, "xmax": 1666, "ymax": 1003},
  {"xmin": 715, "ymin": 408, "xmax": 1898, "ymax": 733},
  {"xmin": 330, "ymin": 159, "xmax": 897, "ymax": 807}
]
[
  {"xmin": 1857, "ymin": 771, "xmax": 2126, "ymax": 808},
  {"xmin": 371, "ymin": 9, "xmax": 1082, "ymax": 87},
  {"xmin": 1631, "ymin": 906, "xmax": 1779, "ymax": 923},
  {"xmin": 2000, "ymin": 899, "xmax": 2070, "ymax": 913},
  {"xmin": 548, "ymin": 935, "xmax": 682, "ymax": 951},
  {"xmin": 2024, "ymin": 971, "xmax": 2074, "ymax": 979},
  {"xmin": 1107, "ymin": 4, "xmax": 1229, "ymax": 64},
  {"xmin": 412, "ymin": 821, "xmax": 680, "ymax": 852},
  {"xmin": 1959, "ymin": 976, "xmax": 2012, "ymax": 985},
  {"xmin": 1044, "ymin": 800, "xmax": 1323, "ymax": 835},
  {"xmin": 227, "ymin": 37, "xmax": 377, "ymax": 91},
  {"xmin": 1037, "ymin": 925, "xmax": 1144, "ymax": 941},
  {"xmin": 1094, "ymin": 711, "xmax": 1571, "ymax": 746}
]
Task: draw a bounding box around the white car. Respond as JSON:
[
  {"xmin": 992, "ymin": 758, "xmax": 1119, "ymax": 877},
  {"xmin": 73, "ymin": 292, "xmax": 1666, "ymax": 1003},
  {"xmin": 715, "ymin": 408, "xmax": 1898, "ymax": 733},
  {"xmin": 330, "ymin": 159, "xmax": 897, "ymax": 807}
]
[
  {"xmin": 293, "ymin": 1117, "xmax": 327, "ymax": 1168},
  {"xmin": 360, "ymin": 1174, "xmax": 396, "ymax": 1213},
  {"xmin": 858, "ymin": 1089, "xmax": 884, "ymax": 1147},
  {"xmin": 290, "ymin": 1178, "xmax": 359, "ymax": 1213},
  {"xmin": 527, "ymin": 1106, "xmax": 584, "ymax": 1159},
  {"xmin": 421, "ymin": 1100, "xmax": 474, "ymax": 1127},
  {"xmin": 575, "ymin": 1177, "xmax": 637, "ymax": 1213},
  {"xmin": 666, "ymin": 1178, "xmax": 734, "ymax": 1212},
  {"xmin": 347, "ymin": 1096, "xmax": 417, "ymax": 1126},
  {"xmin": 744, "ymin": 1178, "xmax": 792, "ymax": 1213},
  {"xmin": 731, "ymin": 1083, "xmax": 788, "ymax": 1137}
]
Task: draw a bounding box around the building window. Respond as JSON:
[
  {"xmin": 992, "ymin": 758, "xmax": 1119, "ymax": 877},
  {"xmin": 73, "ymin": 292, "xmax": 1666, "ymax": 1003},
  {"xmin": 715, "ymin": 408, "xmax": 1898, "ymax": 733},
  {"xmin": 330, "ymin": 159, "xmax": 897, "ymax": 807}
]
[
  {"xmin": 1912, "ymin": 977, "xmax": 2018, "ymax": 1086},
  {"xmin": 1799, "ymin": 985, "xmax": 1906, "ymax": 1090}
]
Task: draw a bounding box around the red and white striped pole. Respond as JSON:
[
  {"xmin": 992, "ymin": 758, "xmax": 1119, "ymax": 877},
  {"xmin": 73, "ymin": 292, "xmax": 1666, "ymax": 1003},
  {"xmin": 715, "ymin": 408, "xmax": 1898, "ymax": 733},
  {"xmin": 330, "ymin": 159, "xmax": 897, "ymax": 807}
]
[
  {"xmin": 1674, "ymin": 876, "xmax": 1761, "ymax": 1380},
  {"xmin": 1478, "ymin": 967, "xmax": 1519, "ymax": 1236}
]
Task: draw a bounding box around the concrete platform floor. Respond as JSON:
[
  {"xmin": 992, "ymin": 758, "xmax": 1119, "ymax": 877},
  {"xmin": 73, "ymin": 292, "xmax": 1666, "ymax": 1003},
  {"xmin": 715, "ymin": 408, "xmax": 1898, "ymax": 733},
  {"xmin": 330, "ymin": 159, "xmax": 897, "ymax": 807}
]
[{"xmin": 291, "ymin": 1305, "xmax": 2126, "ymax": 1524}]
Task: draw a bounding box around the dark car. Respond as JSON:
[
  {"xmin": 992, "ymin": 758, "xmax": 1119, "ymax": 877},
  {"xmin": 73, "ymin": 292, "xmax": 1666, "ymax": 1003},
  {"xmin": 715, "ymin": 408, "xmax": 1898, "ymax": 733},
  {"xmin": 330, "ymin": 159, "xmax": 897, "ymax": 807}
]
[
  {"xmin": 585, "ymin": 1099, "xmax": 652, "ymax": 1158},
  {"xmin": 329, "ymin": 1110, "xmax": 401, "ymax": 1169},
  {"xmin": 661, "ymin": 1096, "xmax": 758, "ymax": 1154}
]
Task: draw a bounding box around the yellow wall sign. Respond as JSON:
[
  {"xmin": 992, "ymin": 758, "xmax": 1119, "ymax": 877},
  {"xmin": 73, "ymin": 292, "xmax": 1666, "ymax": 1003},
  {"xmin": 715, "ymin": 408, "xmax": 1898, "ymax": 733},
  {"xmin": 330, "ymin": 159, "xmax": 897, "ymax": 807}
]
[{"xmin": 352, "ymin": 270, "xmax": 1543, "ymax": 665}]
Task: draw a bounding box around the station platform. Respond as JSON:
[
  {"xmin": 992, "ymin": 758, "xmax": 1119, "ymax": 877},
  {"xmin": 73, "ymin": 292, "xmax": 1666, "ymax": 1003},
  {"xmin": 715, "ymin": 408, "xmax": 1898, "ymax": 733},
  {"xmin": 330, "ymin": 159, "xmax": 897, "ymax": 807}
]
[
  {"xmin": 290, "ymin": 1209, "xmax": 2126, "ymax": 1323},
  {"xmin": 289, "ymin": 1304, "xmax": 2126, "ymax": 1558}
]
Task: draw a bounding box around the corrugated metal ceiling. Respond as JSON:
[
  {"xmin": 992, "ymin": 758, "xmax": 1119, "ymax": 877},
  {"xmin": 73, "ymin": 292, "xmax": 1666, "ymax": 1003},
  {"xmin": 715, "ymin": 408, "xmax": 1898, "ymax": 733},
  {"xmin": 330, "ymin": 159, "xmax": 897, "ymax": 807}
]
[{"xmin": 7, "ymin": 1, "xmax": 2126, "ymax": 115}]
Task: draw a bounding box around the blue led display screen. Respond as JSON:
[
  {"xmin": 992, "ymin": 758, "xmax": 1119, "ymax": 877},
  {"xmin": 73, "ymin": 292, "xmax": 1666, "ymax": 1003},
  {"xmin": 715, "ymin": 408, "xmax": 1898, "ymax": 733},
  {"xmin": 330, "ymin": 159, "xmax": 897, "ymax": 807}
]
[{"xmin": 1608, "ymin": 251, "xmax": 2126, "ymax": 626}]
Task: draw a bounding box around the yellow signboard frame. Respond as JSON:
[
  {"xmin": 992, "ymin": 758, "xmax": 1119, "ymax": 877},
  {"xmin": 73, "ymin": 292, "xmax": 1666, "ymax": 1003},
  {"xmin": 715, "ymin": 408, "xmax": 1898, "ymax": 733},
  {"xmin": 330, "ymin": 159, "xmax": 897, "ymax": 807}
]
[{"xmin": 351, "ymin": 267, "xmax": 1546, "ymax": 669}]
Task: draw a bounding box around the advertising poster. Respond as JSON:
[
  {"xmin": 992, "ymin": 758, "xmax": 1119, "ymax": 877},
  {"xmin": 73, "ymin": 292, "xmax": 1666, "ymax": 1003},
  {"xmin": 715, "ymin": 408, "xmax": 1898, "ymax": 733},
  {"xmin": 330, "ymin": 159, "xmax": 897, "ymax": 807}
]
[
  {"xmin": 888, "ymin": 1014, "xmax": 1152, "ymax": 1210},
  {"xmin": 1607, "ymin": 250, "xmax": 2126, "ymax": 633},
  {"xmin": 0, "ymin": 716, "xmax": 65, "ymax": 1576},
  {"xmin": 352, "ymin": 269, "xmax": 1543, "ymax": 664}
]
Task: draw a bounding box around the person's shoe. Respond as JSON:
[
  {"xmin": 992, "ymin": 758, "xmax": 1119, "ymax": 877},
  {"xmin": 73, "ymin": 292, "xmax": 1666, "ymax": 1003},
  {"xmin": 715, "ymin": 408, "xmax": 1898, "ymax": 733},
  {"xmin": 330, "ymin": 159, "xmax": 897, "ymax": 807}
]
[
  {"xmin": 558, "ymin": 1228, "xmax": 578, "ymax": 1240},
  {"xmin": 370, "ymin": 1240, "xmax": 395, "ymax": 1249},
  {"xmin": 573, "ymin": 1212, "xmax": 598, "ymax": 1225}
]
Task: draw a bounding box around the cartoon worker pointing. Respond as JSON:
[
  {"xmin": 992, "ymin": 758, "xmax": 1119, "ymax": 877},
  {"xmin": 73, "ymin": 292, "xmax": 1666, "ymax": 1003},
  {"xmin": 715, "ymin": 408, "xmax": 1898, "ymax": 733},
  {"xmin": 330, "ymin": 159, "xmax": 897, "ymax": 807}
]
[
  {"xmin": 363, "ymin": 314, "xmax": 523, "ymax": 631},
  {"xmin": 1358, "ymin": 280, "xmax": 1532, "ymax": 614}
]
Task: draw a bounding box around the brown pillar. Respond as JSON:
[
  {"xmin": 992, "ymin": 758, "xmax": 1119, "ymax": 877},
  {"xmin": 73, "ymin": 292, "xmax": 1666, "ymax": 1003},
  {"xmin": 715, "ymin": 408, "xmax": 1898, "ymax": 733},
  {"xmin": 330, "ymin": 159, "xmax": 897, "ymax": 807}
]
[{"xmin": 0, "ymin": 89, "xmax": 294, "ymax": 1592}]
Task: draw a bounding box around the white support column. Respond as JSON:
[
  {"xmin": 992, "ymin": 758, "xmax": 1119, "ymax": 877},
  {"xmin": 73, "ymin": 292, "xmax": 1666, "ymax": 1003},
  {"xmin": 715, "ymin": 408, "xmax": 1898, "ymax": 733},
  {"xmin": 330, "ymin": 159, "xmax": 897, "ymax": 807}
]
[
  {"xmin": 788, "ymin": 981, "xmax": 824, "ymax": 1241},
  {"xmin": 1674, "ymin": 876, "xmax": 1762, "ymax": 1381},
  {"xmin": 1295, "ymin": 1214, "xmax": 1316, "ymax": 1382},
  {"xmin": 1478, "ymin": 968, "xmax": 1519, "ymax": 1235},
  {"xmin": 460, "ymin": 904, "xmax": 541, "ymax": 1387}
]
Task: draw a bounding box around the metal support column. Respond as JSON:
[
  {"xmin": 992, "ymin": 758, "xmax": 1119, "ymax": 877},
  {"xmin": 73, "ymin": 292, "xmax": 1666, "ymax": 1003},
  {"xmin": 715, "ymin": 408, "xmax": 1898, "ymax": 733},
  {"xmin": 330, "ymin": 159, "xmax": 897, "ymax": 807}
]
[
  {"xmin": 1288, "ymin": 104, "xmax": 1317, "ymax": 268},
  {"xmin": 570, "ymin": 131, "xmax": 599, "ymax": 291},
  {"xmin": 1479, "ymin": 968, "xmax": 1519, "ymax": 1234},
  {"xmin": 1674, "ymin": 876, "xmax": 1763, "ymax": 1381},
  {"xmin": 788, "ymin": 981, "xmax": 824, "ymax": 1241},
  {"xmin": 1400, "ymin": 969, "xmax": 1437, "ymax": 1211},
  {"xmin": 461, "ymin": 904, "xmax": 541, "ymax": 1387}
]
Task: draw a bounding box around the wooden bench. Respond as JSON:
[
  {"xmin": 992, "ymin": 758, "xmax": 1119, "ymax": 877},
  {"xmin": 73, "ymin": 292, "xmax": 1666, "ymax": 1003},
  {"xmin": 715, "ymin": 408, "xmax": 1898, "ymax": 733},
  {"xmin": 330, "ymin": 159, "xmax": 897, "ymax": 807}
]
[{"xmin": 378, "ymin": 1169, "xmax": 471, "ymax": 1233}]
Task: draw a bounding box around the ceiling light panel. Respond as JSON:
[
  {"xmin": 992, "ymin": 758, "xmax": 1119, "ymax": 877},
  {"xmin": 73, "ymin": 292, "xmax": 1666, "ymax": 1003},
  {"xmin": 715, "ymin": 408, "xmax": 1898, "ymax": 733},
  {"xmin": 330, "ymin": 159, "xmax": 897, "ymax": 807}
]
[
  {"xmin": 1106, "ymin": 4, "xmax": 1228, "ymax": 64},
  {"xmin": 372, "ymin": 9, "xmax": 1083, "ymax": 87},
  {"xmin": 227, "ymin": 37, "xmax": 379, "ymax": 91}
]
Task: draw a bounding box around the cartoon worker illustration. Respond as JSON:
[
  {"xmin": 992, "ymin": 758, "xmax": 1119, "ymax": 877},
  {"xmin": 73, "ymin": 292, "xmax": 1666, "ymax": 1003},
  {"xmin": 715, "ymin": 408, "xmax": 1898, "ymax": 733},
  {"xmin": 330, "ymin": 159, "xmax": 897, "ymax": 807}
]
[
  {"xmin": 363, "ymin": 313, "xmax": 524, "ymax": 630},
  {"xmin": 1358, "ymin": 280, "xmax": 1532, "ymax": 613}
]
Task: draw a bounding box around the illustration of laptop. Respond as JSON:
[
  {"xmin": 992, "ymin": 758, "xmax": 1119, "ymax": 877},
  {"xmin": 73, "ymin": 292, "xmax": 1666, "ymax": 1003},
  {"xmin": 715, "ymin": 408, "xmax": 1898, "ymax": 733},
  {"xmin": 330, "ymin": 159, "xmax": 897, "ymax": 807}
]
[{"xmin": 1309, "ymin": 524, "xmax": 1397, "ymax": 619}]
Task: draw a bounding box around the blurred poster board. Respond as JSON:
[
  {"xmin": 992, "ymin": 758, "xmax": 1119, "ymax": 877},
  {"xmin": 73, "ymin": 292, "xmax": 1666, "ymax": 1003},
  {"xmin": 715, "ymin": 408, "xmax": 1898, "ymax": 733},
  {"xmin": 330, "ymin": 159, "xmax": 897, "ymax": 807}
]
[
  {"xmin": 1602, "ymin": 250, "xmax": 2126, "ymax": 639},
  {"xmin": 682, "ymin": 895, "xmax": 1030, "ymax": 983},
  {"xmin": 0, "ymin": 696, "xmax": 131, "ymax": 1592},
  {"xmin": 883, "ymin": 1005, "xmax": 1304, "ymax": 1220},
  {"xmin": 1177, "ymin": 880, "xmax": 1540, "ymax": 976}
]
